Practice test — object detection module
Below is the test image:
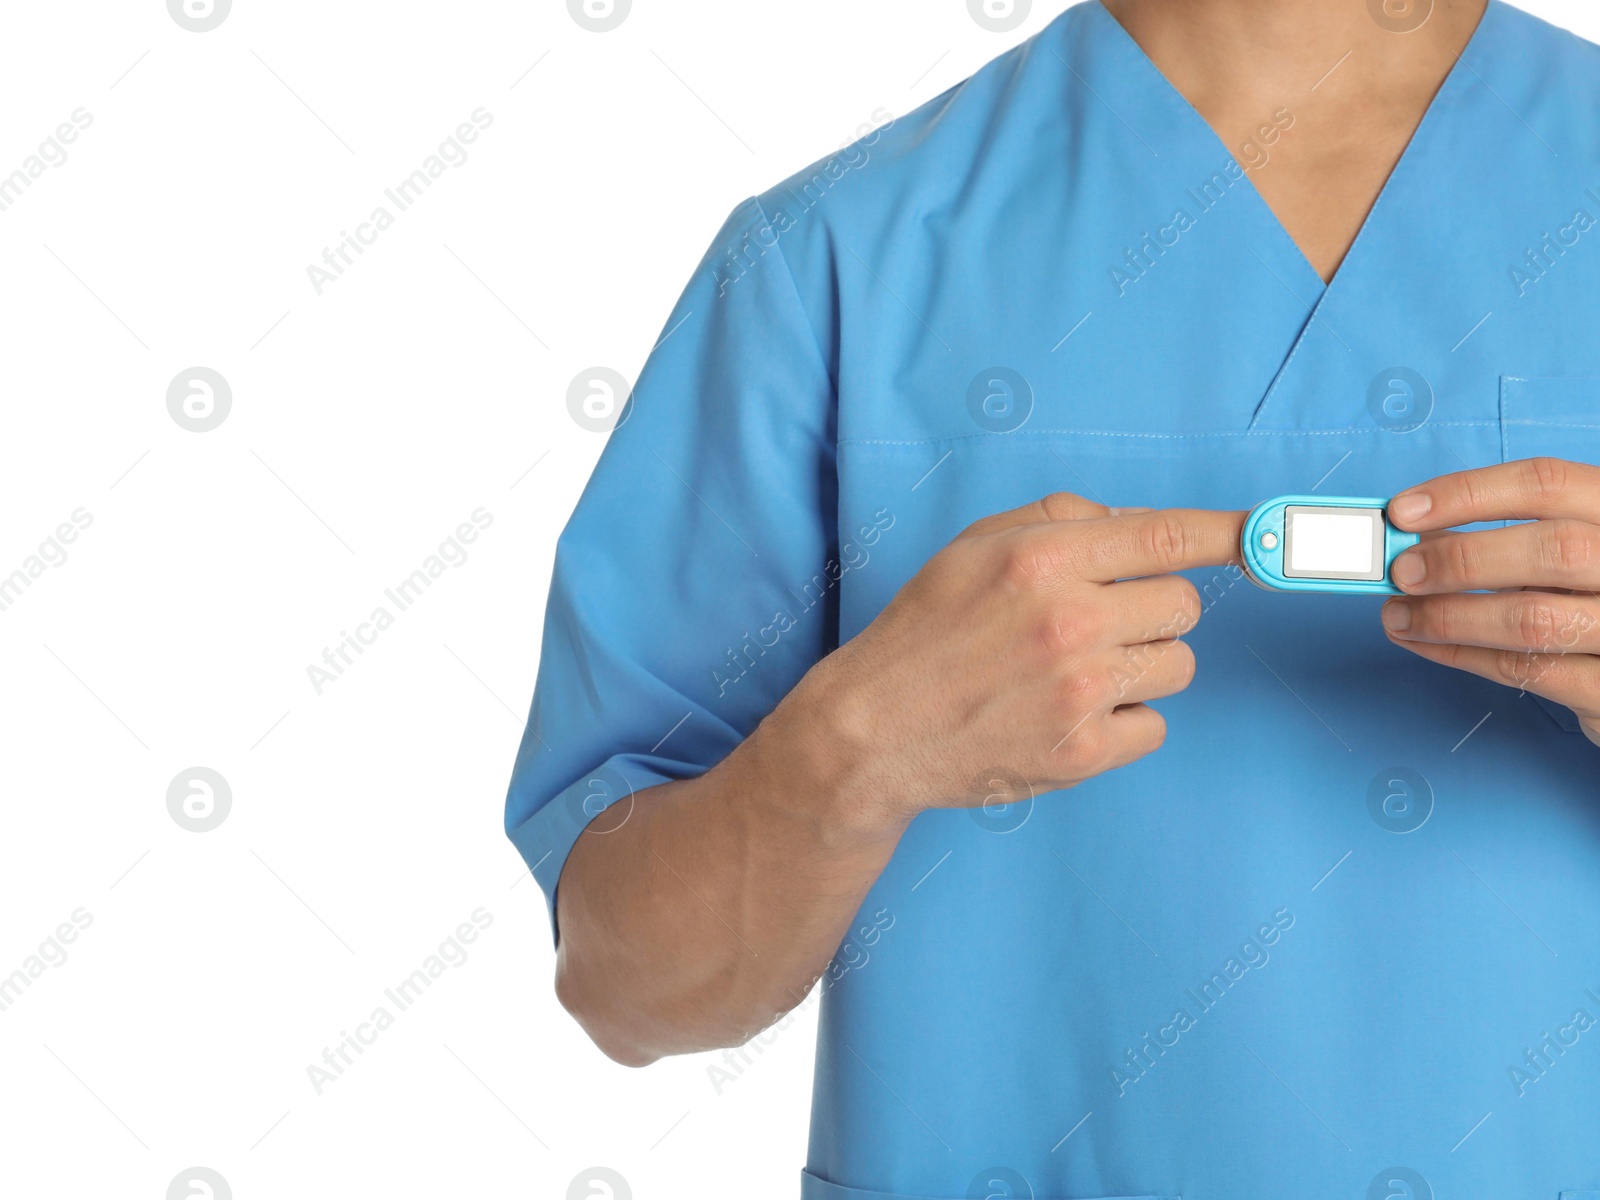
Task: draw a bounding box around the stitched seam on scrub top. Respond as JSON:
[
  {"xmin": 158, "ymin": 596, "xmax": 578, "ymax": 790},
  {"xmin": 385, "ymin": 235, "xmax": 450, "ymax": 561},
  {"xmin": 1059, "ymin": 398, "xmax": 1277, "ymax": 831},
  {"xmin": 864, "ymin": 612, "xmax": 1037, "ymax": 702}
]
[
  {"xmin": 1500, "ymin": 376, "xmax": 1513, "ymax": 463},
  {"xmin": 838, "ymin": 420, "xmax": 1500, "ymax": 448},
  {"xmin": 1502, "ymin": 377, "xmax": 1600, "ymax": 432}
]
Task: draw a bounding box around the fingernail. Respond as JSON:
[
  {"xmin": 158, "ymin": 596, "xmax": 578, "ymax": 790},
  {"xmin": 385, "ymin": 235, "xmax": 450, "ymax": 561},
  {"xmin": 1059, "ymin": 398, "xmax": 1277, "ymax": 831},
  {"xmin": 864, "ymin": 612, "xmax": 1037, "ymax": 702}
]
[
  {"xmin": 1382, "ymin": 599, "xmax": 1412, "ymax": 632},
  {"xmin": 1389, "ymin": 493, "xmax": 1432, "ymax": 526},
  {"xmin": 1391, "ymin": 551, "xmax": 1426, "ymax": 587}
]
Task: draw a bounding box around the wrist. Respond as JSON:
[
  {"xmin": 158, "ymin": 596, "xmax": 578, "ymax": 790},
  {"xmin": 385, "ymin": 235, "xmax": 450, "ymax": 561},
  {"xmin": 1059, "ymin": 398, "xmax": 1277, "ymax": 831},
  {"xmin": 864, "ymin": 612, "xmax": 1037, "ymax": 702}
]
[{"xmin": 749, "ymin": 653, "xmax": 920, "ymax": 849}]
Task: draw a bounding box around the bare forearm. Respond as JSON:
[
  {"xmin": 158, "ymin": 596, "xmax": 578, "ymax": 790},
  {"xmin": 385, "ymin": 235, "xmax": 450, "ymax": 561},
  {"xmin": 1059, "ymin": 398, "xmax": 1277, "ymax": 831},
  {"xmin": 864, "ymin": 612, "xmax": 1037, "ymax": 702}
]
[
  {"xmin": 553, "ymin": 660, "xmax": 910, "ymax": 1066},
  {"xmin": 552, "ymin": 499, "xmax": 1246, "ymax": 1065}
]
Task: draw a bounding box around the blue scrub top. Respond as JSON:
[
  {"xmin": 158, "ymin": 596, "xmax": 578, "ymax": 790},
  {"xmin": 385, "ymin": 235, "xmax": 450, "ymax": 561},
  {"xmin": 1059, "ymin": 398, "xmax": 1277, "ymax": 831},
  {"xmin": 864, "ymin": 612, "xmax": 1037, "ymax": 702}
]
[{"xmin": 508, "ymin": 3, "xmax": 1600, "ymax": 1196}]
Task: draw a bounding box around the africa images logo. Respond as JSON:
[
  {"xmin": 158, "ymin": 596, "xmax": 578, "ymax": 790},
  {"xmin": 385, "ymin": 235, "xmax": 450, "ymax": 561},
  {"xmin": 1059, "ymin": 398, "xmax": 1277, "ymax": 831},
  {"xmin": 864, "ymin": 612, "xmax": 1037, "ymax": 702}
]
[{"xmin": 168, "ymin": 0, "xmax": 231, "ymax": 32}]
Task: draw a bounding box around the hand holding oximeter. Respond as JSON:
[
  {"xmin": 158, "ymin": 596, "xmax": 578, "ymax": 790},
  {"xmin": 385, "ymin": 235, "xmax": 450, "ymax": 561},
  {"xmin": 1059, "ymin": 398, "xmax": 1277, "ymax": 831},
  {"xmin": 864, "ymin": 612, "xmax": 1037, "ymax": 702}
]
[{"xmin": 1241, "ymin": 496, "xmax": 1421, "ymax": 594}]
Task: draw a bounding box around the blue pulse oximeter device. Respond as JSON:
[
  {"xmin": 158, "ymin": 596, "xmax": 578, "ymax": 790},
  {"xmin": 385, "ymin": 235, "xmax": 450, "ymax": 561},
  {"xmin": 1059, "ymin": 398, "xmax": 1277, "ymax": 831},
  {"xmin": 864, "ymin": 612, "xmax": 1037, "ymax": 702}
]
[{"xmin": 1241, "ymin": 495, "xmax": 1421, "ymax": 595}]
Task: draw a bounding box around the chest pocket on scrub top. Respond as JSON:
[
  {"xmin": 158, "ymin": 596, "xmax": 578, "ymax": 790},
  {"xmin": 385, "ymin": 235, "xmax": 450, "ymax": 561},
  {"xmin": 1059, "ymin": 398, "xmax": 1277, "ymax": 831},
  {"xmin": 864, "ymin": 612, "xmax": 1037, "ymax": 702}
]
[{"xmin": 1499, "ymin": 377, "xmax": 1600, "ymax": 733}]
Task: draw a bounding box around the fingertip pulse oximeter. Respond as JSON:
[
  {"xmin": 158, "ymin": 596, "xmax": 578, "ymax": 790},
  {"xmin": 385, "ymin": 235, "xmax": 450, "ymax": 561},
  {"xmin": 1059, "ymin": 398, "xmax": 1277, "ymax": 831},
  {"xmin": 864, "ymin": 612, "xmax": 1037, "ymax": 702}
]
[{"xmin": 1241, "ymin": 496, "xmax": 1420, "ymax": 595}]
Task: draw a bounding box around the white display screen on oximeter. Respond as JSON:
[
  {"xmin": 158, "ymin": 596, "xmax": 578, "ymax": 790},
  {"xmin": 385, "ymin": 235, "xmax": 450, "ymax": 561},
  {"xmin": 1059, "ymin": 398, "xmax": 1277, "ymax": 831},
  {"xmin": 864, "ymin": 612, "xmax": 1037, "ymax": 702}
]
[{"xmin": 1282, "ymin": 506, "xmax": 1386, "ymax": 581}]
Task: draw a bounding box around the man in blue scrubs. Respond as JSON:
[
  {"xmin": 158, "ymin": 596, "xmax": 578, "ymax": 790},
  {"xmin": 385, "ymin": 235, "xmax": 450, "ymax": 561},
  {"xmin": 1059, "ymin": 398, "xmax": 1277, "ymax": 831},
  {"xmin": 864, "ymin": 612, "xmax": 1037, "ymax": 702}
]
[{"xmin": 508, "ymin": 1, "xmax": 1600, "ymax": 1196}]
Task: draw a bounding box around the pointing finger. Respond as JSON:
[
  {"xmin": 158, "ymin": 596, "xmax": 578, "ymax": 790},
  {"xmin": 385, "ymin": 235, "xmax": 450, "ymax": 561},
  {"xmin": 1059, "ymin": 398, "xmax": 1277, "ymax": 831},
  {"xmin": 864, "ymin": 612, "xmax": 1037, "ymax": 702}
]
[{"xmin": 963, "ymin": 492, "xmax": 1150, "ymax": 538}]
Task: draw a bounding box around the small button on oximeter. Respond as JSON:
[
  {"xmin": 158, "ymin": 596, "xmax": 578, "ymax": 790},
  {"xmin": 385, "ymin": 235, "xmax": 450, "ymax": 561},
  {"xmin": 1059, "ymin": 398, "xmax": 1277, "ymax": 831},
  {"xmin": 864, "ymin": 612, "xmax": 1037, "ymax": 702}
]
[{"xmin": 1241, "ymin": 495, "xmax": 1420, "ymax": 595}]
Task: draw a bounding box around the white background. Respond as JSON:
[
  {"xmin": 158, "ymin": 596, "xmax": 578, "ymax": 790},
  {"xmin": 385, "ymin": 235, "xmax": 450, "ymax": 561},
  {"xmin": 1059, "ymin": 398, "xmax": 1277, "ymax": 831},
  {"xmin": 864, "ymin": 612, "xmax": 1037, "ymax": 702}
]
[{"xmin": 1, "ymin": 2, "xmax": 1596, "ymax": 1198}]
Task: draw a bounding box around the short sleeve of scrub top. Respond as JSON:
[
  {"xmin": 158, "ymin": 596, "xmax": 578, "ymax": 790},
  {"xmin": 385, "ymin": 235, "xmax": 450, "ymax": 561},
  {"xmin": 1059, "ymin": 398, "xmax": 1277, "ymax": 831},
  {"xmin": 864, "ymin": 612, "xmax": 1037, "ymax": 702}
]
[{"xmin": 504, "ymin": 196, "xmax": 839, "ymax": 940}]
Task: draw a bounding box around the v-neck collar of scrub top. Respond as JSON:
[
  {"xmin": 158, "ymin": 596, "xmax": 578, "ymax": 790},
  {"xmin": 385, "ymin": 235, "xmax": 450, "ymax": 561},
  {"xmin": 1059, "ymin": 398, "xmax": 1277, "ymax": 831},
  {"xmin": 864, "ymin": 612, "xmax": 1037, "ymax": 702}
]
[
  {"xmin": 1070, "ymin": 0, "xmax": 1507, "ymax": 430},
  {"xmin": 1081, "ymin": 0, "xmax": 1498, "ymax": 305}
]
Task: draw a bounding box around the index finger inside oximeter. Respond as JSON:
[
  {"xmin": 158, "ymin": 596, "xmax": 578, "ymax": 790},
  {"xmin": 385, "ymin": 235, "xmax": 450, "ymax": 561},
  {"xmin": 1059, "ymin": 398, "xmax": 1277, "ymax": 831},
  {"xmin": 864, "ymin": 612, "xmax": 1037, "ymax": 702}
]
[{"xmin": 1241, "ymin": 496, "xmax": 1421, "ymax": 594}]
